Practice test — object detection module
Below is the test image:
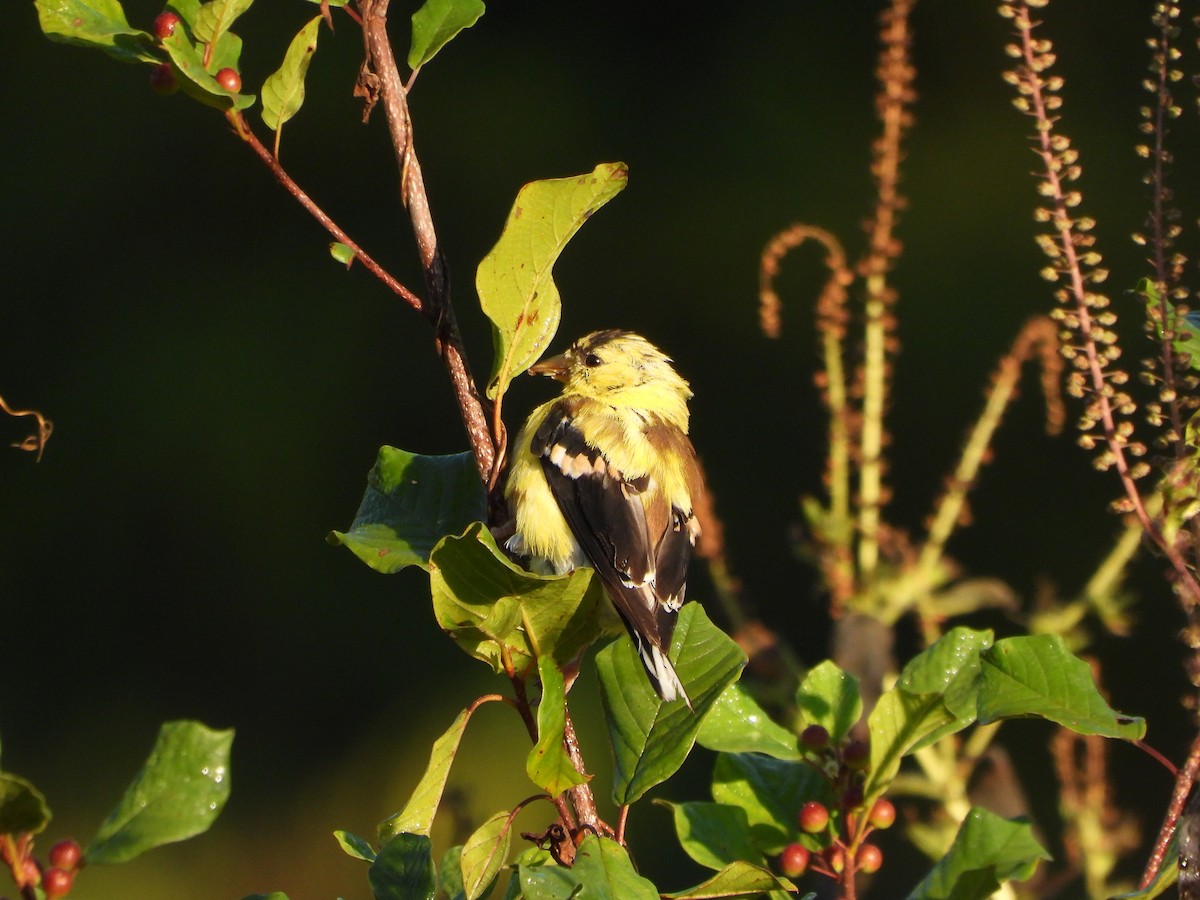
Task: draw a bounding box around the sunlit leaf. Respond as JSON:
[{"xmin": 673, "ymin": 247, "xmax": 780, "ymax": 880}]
[
  {"xmin": 905, "ymin": 808, "xmax": 1049, "ymax": 900},
  {"xmin": 526, "ymin": 656, "xmax": 589, "ymax": 796},
  {"xmin": 710, "ymin": 753, "xmax": 830, "ymax": 856},
  {"xmin": 478, "ymin": 163, "xmax": 628, "ymax": 400},
  {"xmin": 262, "ymin": 16, "xmax": 321, "ymax": 134},
  {"xmin": 597, "ymin": 603, "xmax": 746, "ymax": 805},
  {"xmin": 87, "ymin": 721, "xmax": 233, "ymax": 864},
  {"xmin": 461, "ymin": 810, "xmax": 512, "ymax": 900},
  {"xmin": 192, "ymin": 0, "xmax": 253, "ymax": 45},
  {"xmin": 658, "ymin": 801, "xmax": 764, "ymax": 871},
  {"xmin": 329, "ymin": 448, "xmax": 486, "ymax": 573},
  {"xmin": 334, "ymin": 828, "xmax": 376, "ymax": 862},
  {"xmin": 976, "ymin": 634, "xmax": 1146, "ymax": 739},
  {"xmin": 161, "ymin": 27, "xmax": 255, "ymax": 111},
  {"xmin": 662, "ymin": 861, "xmax": 802, "ymax": 900},
  {"xmin": 520, "ymin": 834, "xmax": 657, "ymax": 900},
  {"xmin": 408, "ymin": 0, "xmax": 485, "ymax": 70},
  {"xmin": 795, "ymin": 660, "xmax": 861, "ymax": 743},
  {"xmin": 379, "ymin": 709, "xmax": 468, "ymax": 841},
  {"xmin": 697, "ymin": 682, "xmax": 800, "ymax": 760},
  {"xmin": 330, "ymin": 242, "xmax": 356, "ymax": 267},
  {"xmin": 863, "ymin": 687, "xmax": 957, "ymax": 808},
  {"xmin": 34, "ymin": 0, "xmax": 157, "ymax": 63}
]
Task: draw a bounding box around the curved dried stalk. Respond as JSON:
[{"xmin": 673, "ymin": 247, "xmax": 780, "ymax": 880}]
[{"xmin": 1, "ymin": 394, "xmax": 52, "ymax": 462}]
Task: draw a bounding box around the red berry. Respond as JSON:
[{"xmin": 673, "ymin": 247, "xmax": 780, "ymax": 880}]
[
  {"xmin": 42, "ymin": 867, "xmax": 73, "ymax": 898},
  {"xmin": 868, "ymin": 798, "xmax": 896, "ymax": 830},
  {"xmin": 153, "ymin": 11, "xmax": 181, "ymax": 39},
  {"xmin": 843, "ymin": 739, "xmax": 870, "ymax": 770},
  {"xmin": 48, "ymin": 839, "xmax": 83, "ymax": 871},
  {"xmin": 778, "ymin": 842, "xmax": 810, "ymax": 878},
  {"xmin": 214, "ymin": 67, "xmax": 241, "ymax": 93},
  {"xmin": 798, "ymin": 801, "xmax": 830, "ymax": 834},
  {"xmin": 149, "ymin": 62, "xmax": 178, "ymax": 95},
  {"xmin": 857, "ymin": 843, "xmax": 883, "ymax": 874},
  {"xmin": 20, "ymin": 857, "xmax": 40, "ymax": 887},
  {"xmin": 800, "ymin": 724, "xmax": 830, "ymax": 751}
]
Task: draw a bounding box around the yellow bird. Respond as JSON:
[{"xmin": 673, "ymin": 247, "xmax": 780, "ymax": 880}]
[{"xmin": 505, "ymin": 330, "xmax": 704, "ymax": 705}]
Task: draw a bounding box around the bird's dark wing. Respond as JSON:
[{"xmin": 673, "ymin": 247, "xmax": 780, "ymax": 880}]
[{"xmin": 532, "ymin": 403, "xmax": 694, "ymax": 702}]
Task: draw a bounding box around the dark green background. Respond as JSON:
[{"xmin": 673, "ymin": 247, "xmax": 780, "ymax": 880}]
[{"xmin": 2, "ymin": 2, "xmax": 1195, "ymax": 897}]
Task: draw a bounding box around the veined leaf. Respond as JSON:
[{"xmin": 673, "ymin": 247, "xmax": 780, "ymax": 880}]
[
  {"xmin": 161, "ymin": 27, "xmax": 255, "ymax": 111},
  {"xmin": 597, "ymin": 603, "xmax": 746, "ymax": 805},
  {"xmin": 193, "ymin": 0, "xmax": 253, "ymax": 45},
  {"xmin": 905, "ymin": 808, "xmax": 1049, "ymax": 900},
  {"xmin": 333, "ymin": 829, "xmax": 376, "ymax": 862},
  {"xmin": 520, "ymin": 834, "xmax": 658, "ymax": 900},
  {"xmin": 408, "ymin": 0, "xmax": 485, "ymax": 70},
  {"xmin": 478, "ymin": 163, "xmax": 628, "ymax": 401},
  {"xmin": 710, "ymin": 753, "xmax": 831, "ymax": 856},
  {"xmin": 697, "ymin": 682, "xmax": 800, "ymax": 760},
  {"xmin": 658, "ymin": 801, "xmax": 764, "ymax": 871},
  {"xmin": 863, "ymin": 687, "xmax": 958, "ymax": 808},
  {"xmin": 369, "ymin": 832, "xmax": 437, "ymax": 900},
  {"xmin": 328, "ymin": 448, "xmax": 486, "ymax": 573},
  {"xmin": 526, "ymin": 656, "xmax": 589, "ymax": 795},
  {"xmin": 460, "ymin": 810, "xmax": 512, "ymax": 900},
  {"xmin": 795, "ymin": 660, "xmax": 862, "ymax": 743},
  {"xmin": 379, "ymin": 709, "xmax": 469, "ymax": 841},
  {"xmin": 662, "ymin": 861, "xmax": 801, "ymax": 900},
  {"xmin": 35, "ymin": 0, "xmax": 157, "ymax": 63},
  {"xmin": 262, "ymin": 16, "xmax": 322, "ymax": 134},
  {"xmin": 976, "ymin": 634, "xmax": 1145, "ymax": 739},
  {"xmin": 86, "ymin": 721, "xmax": 233, "ymax": 864}
]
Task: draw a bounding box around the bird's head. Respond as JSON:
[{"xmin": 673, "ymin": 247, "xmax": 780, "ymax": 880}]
[{"xmin": 529, "ymin": 330, "xmax": 692, "ymax": 422}]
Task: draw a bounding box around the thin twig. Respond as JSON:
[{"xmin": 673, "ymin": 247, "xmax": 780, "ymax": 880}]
[
  {"xmin": 1141, "ymin": 728, "xmax": 1200, "ymax": 887},
  {"xmin": 0, "ymin": 394, "xmax": 53, "ymax": 462}
]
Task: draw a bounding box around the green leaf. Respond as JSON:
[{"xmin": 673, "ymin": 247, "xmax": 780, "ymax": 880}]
[
  {"xmin": 334, "ymin": 828, "xmax": 377, "ymax": 862},
  {"xmin": 795, "ymin": 660, "xmax": 862, "ymax": 742},
  {"xmin": 429, "ymin": 524, "xmax": 605, "ymax": 673},
  {"xmin": 526, "ymin": 657, "xmax": 589, "ymax": 796},
  {"xmin": 241, "ymin": 894, "xmax": 290, "ymax": 900},
  {"xmin": 905, "ymin": 808, "xmax": 1049, "ymax": 900},
  {"xmin": 862, "ymin": 686, "xmax": 958, "ymax": 808},
  {"xmin": 461, "ymin": 810, "xmax": 512, "ymax": 900},
  {"xmin": 86, "ymin": 720, "xmax": 233, "ymax": 864},
  {"xmin": 329, "ymin": 448, "xmax": 486, "ymax": 573},
  {"xmin": 193, "ymin": 0, "xmax": 253, "ymax": 45},
  {"xmin": 976, "ymin": 634, "xmax": 1146, "ymax": 739},
  {"xmin": 506, "ymin": 846, "xmax": 552, "ymax": 899},
  {"xmin": 0, "ymin": 773, "xmax": 51, "ymax": 836},
  {"xmin": 408, "ymin": 0, "xmax": 485, "ymax": 70},
  {"xmin": 330, "ymin": 241, "xmax": 357, "ymax": 267},
  {"xmin": 379, "ymin": 709, "xmax": 468, "ymax": 841},
  {"xmin": 710, "ymin": 753, "xmax": 830, "ymax": 855},
  {"xmin": 1137, "ymin": 277, "xmax": 1200, "ymax": 370},
  {"xmin": 262, "ymin": 16, "xmax": 321, "ymax": 133},
  {"xmin": 658, "ymin": 801, "xmax": 764, "ymax": 871},
  {"xmin": 520, "ymin": 834, "xmax": 658, "ymax": 900},
  {"xmin": 597, "ymin": 603, "xmax": 746, "ymax": 805},
  {"xmin": 478, "ymin": 163, "xmax": 628, "ymax": 400},
  {"xmin": 895, "ymin": 627, "xmax": 991, "ymax": 749},
  {"xmin": 662, "ymin": 861, "xmax": 801, "ymax": 900},
  {"xmin": 440, "ymin": 845, "xmax": 467, "ymax": 900},
  {"xmin": 369, "ymin": 832, "xmax": 437, "ymax": 900},
  {"xmin": 35, "ymin": 0, "xmax": 157, "ymax": 63},
  {"xmin": 161, "ymin": 27, "xmax": 255, "ymax": 111},
  {"xmin": 696, "ymin": 682, "xmax": 801, "ymax": 760}
]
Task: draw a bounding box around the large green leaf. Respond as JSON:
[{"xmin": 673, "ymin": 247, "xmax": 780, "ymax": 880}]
[
  {"xmin": 0, "ymin": 773, "xmax": 50, "ymax": 836},
  {"xmin": 460, "ymin": 810, "xmax": 512, "ymax": 900},
  {"xmin": 659, "ymin": 801, "xmax": 765, "ymax": 871},
  {"xmin": 87, "ymin": 721, "xmax": 233, "ymax": 864},
  {"xmin": 976, "ymin": 634, "xmax": 1145, "ymax": 739},
  {"xmin": 526, "ymin": 656, "xmax": 589, "ymax": 796},
  {"xmin": 429, "ymin": 524, "xmax": 605, "ymax": 673},
  {"xmin": 662, "ymin": 861, "xmax": 802, "ymax": 900},
  {"xmin": 597, "ymin": 603, "xmax": 746, "ymax": 805},
  {"xmin": 35, "ymin": 0, "xmax": 157, "ymax": 63},
  {"xmin": 329, "ymin": 448, "xmax": 486, "ymax": 573},
  {"xmin": 478, "ymin": 163, "xmax": 628, "ymax": 400},
  {"xmin": 894, "ymin": 627, "xmax": 991, "ymax": 749},
  {"xmin": 408, "ymin": 0, "xmax": 485, "ymax": 70},
  {"xmin": 379, "ymin": 709, "xmax": 469, "ymax": 841},
  {"xmin": 795, "ymin": 660, "xmax": 862, "ymax": 743},
  {"xmin": 369, "ymin": 832, "xmax": 437, "ymax": 900},
  {"xmin": 710, "ymin": 753, "xmax": 830, "ymax": 856},
  {"xmin": 905, "ymin": 808, "xmax": 1049, "ymax": 899},
  {"xmin": 520, "ymin": 834, "xmax": 658, "ymax": 900},
  {"xmin": 696, "ymin": 682, "xmax": 800, "ymax": 760},
  {"xmin": 261, "ymin": 16, "xmax": 321, "ymax": 134}
]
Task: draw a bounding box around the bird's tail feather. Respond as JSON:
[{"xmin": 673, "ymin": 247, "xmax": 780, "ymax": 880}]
[{"xmin": 637, "ymin": 638, "xmax": 692, "ymax": 710}]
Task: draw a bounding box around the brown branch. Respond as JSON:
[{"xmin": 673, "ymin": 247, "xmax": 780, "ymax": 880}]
[
  {"xmin": 356, "ymin": 0, "xmax": 496, "ymax": 487},
  {"xmin": 1142, "ymin": 728, "xmax": 1200, "ymax": 887}
]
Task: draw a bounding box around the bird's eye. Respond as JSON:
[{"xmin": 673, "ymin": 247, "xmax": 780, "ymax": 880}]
[{"xmin": 583, "ymin": 352, "xmax": 603, "ymax": 368}]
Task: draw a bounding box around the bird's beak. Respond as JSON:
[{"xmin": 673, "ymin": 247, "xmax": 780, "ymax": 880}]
[{"xmin": 528, "ymin": 352, "xmax": 571, "ymax": 382}]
